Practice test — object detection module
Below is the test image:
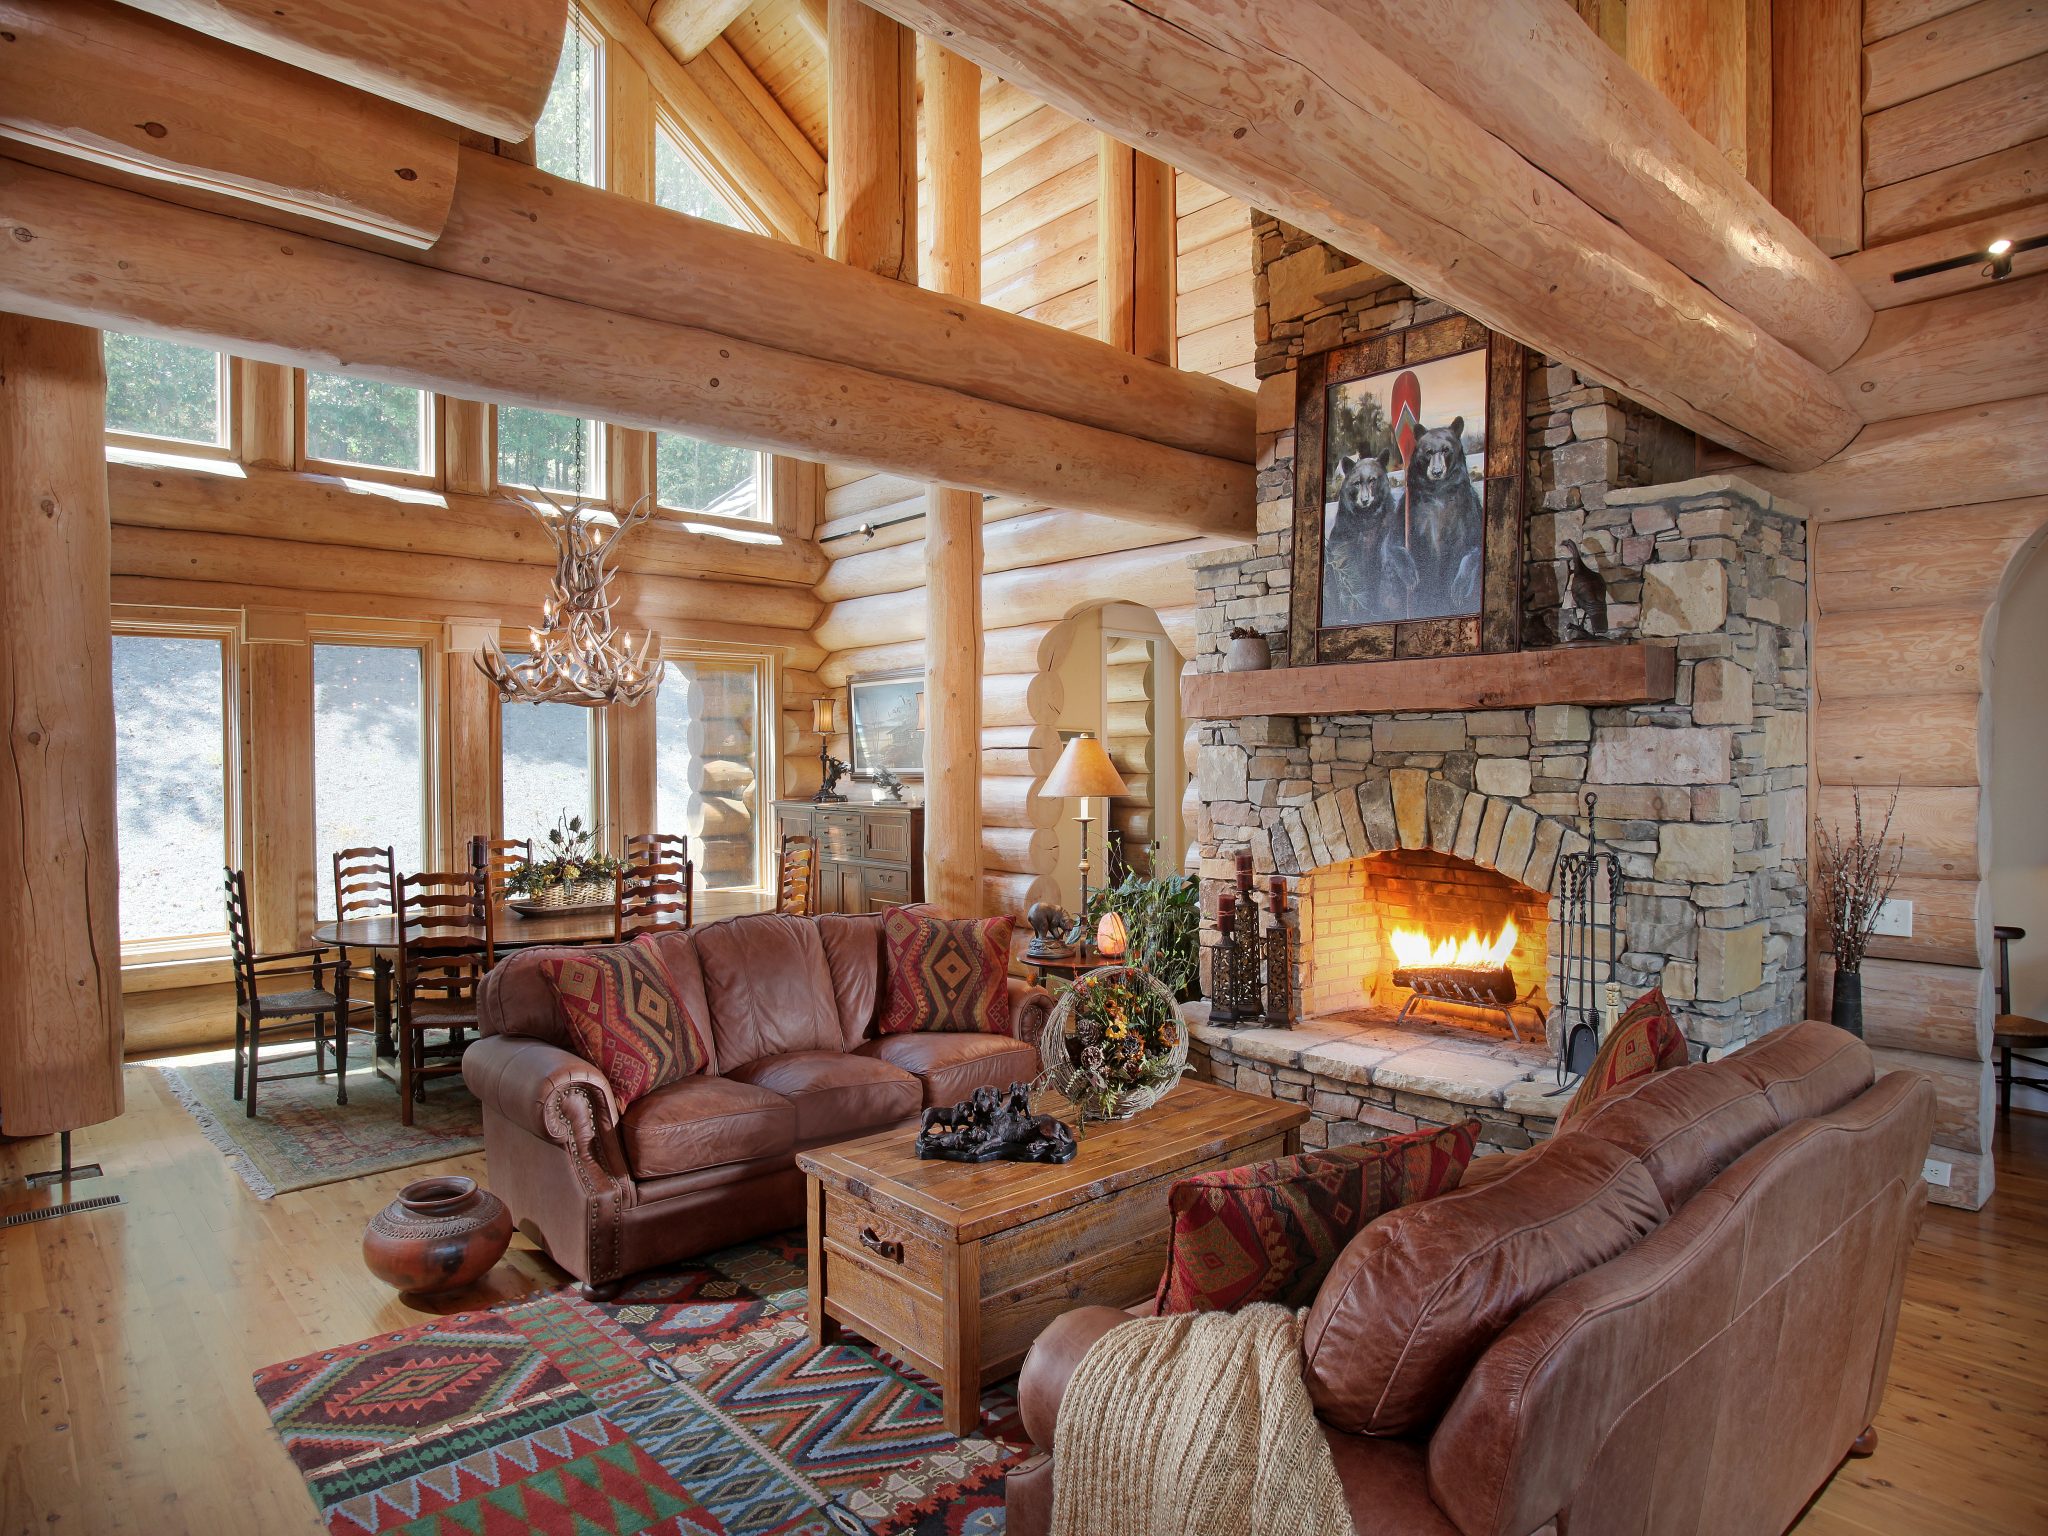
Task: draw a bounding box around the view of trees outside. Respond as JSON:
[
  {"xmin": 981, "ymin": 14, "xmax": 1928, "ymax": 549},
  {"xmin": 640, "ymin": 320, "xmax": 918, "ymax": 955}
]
[
  {"xmin": 111, "ymin": 635, "xmax": 228, "ymax": 942},
  {"xmin": 534, "ymin": 21, "xmax": 600, "ymax": 188},
  {"xmin": 502, "ymin": 681, "xmax": 597, "ymax": 847},
  {"xmin": 305, "ymin": 373, "xmax": 429, "ymax": 473},
  {"xmin": 655, "ymin": 128, "xmax": 744, "ymax": 228},
  {"xmin": 313, "ymin": 645, "xmax": 426, "ymax": 917},
  {"xmin": 499, "ymin": 407, "xmax": 602, "ymax": 497},
  {"xmin": 657, "ymin": 660, "xmax": 760, "ymax": 889},
  {"xmin": 103, "ymin": 332, "xmax": 223, "ymax": 445}
]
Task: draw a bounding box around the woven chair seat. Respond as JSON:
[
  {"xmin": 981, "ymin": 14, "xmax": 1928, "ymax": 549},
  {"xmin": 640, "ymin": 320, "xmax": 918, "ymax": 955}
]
[
  {"xmin": 410, "ymin": 999, "xmax": 479, "ymax": 1027},
  {"xmin": 1994, "ymin": 1014, "xmax": 2048, "ymax": 1046},
  {"xmin": 251, "ymin": 987, "xmax": 344, "ymax": 1018}
]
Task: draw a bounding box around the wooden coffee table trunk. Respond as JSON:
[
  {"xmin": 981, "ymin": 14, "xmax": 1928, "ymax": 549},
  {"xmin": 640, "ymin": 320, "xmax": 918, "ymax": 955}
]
[{"xmin": 795, "ymin": 1079, "xmax": 1307, "ymax": 1433}]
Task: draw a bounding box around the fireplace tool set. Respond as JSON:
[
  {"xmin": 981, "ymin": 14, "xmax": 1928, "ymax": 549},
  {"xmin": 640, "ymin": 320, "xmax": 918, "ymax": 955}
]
[
  {"xmin": 1209, "ymin": 854, "xmax": 1294, "ymax": 1027},
  {"xmin": 1554, "ymin": 792, "xmax": 1623, "ymax": 1084}
]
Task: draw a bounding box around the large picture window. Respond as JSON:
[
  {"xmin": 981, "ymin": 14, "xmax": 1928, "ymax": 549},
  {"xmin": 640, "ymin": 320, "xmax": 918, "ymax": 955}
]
[
  {"xmin": 656, "ymin": 657, "xmax": 765, "ymax": 889},
  {"xmin": 502, "ymin": 688, "xmax": 599, "ymax": 848},
  {"xmin": 112, "ymin": 633, "xmax": 232, "ymax": 950},
  {"xmin": 498, "ymin": 407, "xmax": 603, "ymax": 499},
  {"xmin": 314, "ymin": 644, "xmax": 427, "ymax": 914},
  {"xmin": 103, "ymin": 332, "xmax": 228, "ymax": 449},
  {"xmin": 303, "ymin": 372, "xmax": 432, "ymax": 477}
]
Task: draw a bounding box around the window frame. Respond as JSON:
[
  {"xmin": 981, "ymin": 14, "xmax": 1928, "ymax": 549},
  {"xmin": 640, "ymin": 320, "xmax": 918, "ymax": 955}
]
[
  {"xmin": 496, "ymin": 648, "xmax": 606, "ymax": 846},
  {"xmin": 295, "ymin": 369, "xmax": 443, "ymax": 488},
  {"xmin": 647, "ymin": 434, "xmax": 771, "ymax": 528},
  {"xmin": 491, "ymin": 404, "xmax": 609, "ymax": 503},
  {"xmin": 109, "ymin": 607, "xmax": 244, "ymax": 967},
  {"xmin": 102, "ymin": 338, "xmax": 238, "ymax": 461},
  {"xmin": 307, "ymin": 622, "xmax": 439, "ymax": 903},
  {"xmin": 654, "ymin": 644, "xmax": 776, "ymax": 893},
  {"xmin": 536, "ymin": 5, "xmax": 609, "ymax": 193}
]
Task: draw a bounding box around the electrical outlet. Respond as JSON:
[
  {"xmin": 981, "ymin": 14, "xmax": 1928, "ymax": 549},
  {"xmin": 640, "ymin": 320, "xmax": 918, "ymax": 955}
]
[
  {"xmin": 1872, "ymin": 898, "xmax": 1914, "ymax": 938},
  {"xmin": 1921, "ymin": 1158, "xmax": 1953, "ymax": 1188}
]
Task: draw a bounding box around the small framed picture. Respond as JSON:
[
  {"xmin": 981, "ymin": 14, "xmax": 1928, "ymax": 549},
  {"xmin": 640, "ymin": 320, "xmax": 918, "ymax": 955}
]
[
  {"xmin": 848, "ymin": 670, "xmax": 925, "ymax": 780},
  {"xmin": 1289, "ymin": 315, "xmax": 1525, "ymax": 664}
]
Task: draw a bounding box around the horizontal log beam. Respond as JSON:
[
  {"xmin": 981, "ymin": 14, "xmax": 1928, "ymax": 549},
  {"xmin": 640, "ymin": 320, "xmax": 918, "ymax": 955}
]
[
  {"xmin": 1182, "ymin": 643, "xmax": 1677, "ymax": 719},
  {"xmin": 0, "ymin": 0, "xmax": 458, "ymax": 247},
  {"xmin": 1814, "ymin": 784, "xmax": 1982, "ymax": 882},
  {"xmin": 866, "ymin": 0, "xmax": 1861, "ymax": 470},
  {"xmin": 1812, "ymin": 496, "xmax": 2048, "ymax": 614},
  {"xmin": 1749, "ymin": 393, "xmax": 2048, "ymax": 522},
  {"xmin": 1814, "ymin": 604, "xmax": 1989, "ymax": 700},
  {"xmin": 1335, "ymin": 0, "xmax": 1870, "ymax": 368},
  {"xmin": 0, "ymin": 157, "xmax": 1254, "ymax": 537},
  {"xmin": 111, "ymin": 0, "xmax": 567, "ymax": 139},
  {"xmin": 1835, "ymin": 273, "xmax": 2048, "ymax": 421}
]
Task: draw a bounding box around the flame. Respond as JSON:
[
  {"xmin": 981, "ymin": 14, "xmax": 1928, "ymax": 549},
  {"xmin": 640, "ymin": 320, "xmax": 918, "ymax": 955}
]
[{"xmin": 1390, "ymin": 918, "xmax": 1518, "ymax": 970}]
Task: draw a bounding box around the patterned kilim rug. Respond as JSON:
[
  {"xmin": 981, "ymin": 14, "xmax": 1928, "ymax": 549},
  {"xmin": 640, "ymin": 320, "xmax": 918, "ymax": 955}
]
[
  {"xmin": 152, "ymin": 1059, "xmax": 484, "ymax": 1199},
  {"xmin": 255, "ymin": 1233, "xmax": 1027, "ymax": 1535}
]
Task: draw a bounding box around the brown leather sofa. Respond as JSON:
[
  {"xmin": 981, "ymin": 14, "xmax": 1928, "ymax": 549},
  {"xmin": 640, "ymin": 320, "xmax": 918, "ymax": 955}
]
[
  {"xmin": 1006, "ymin": 1021, "xmax": 1936, "ymax": 1536},
  {"xmin": 464, "ymin": 908, "xmax": 1048, "ymax": 1295}
]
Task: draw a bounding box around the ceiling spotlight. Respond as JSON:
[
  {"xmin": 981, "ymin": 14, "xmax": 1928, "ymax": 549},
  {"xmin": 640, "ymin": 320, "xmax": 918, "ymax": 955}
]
[
  {"xmin": 1988, "ymin": 237, "xmax": 2015, "ymax": 279},
  {"xmin": 1892, "ymin": 232, "xmax": 2041, "ymax": 285}
]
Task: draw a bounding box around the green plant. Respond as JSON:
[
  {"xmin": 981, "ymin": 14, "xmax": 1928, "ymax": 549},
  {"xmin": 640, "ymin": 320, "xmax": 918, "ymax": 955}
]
[
  {"xmin": 1087, "ymin": 842, "xmax": 1201, "ymax": 1000},
  {"xmin": 505, "ymin": 812, "xmax": 621, "ymax": 897}
]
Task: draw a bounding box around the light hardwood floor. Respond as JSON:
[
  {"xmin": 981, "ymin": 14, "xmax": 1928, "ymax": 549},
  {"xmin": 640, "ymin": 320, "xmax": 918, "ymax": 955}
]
[{"xmin": 2, "ymin": 1066, "xmax": 2044, "ymax": 1535}]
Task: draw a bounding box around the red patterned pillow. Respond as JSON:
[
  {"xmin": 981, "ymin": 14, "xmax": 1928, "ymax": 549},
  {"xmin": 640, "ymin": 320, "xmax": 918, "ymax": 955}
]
[
  {"xmin": 539, "ymin": 937, "xmax": 710, "ymax": 1107},
  {"xmin": 878, "ymin": 909, "xmax": 1015, "ymax": 1035},
  {"xmin": 1559, "ymin": 987, "xmax": 1691, "ymax": 1127},
  {"xmin": 1154, "ymin": 1121, "xmax": 1479, "ymax": 1315}
]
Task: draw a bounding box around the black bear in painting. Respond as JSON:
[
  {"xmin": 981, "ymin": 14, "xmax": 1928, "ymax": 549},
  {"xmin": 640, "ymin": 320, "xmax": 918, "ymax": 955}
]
[
  {"xmin": 1322, "ymin": 450, "xmax": 1399, "ymax": 627},
  {"xmin": 1392, "ymin": 416, "xmax": 1483, "ymax": 620}
]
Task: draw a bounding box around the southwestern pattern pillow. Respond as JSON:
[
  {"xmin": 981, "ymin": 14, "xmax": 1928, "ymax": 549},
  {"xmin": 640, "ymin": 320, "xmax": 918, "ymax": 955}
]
[
  {"xmin": 878, "ymin": 909, "xmax": 1015, "ymax": 1036},
  {"xmin": 1559, "ymin": 986, "xmax": 1691, "ymax": 1127},
  {"xmin": 1155, "ymin": 1120, "xmax": 1479, "ymax": 1315},
  {"xmin": 539, "ymin": 937, "xmax": 710, "ymax": 1107}
]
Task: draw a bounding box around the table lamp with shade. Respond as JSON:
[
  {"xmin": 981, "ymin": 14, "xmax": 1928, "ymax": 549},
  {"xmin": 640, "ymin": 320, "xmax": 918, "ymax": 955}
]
[
  {"xmin": 1043, "ymin": 731, "xmax": 1128, "ymax": 950},
  {"xmin": 811, "ymin": 697, "xmax": 850, "ymax": 803}
]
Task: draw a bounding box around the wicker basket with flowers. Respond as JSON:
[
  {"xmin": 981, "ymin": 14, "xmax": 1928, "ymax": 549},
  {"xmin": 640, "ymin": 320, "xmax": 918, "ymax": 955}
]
[{"xmin": 1037, "ymin": 965, "xmax": 1187, "ymax": 1121}]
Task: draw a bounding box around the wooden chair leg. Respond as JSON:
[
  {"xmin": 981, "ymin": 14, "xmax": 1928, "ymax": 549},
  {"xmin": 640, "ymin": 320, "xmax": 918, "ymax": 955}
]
[
  {"xmin": 232, "ymin": 1016, "xmax": 246, "ymax": 1100},
  {"xmin": 245, "ymin": 1020, "xmax": 259, "ymax": 1117},
  {"xmin": 397, "ymin": 1021, "xmax": 415, "ymax": 1127},
  {"xmin": 1850, "ymin": 1426, "xmax": 1878, "ymax": 1457},
  {"xmin": 334, "ymin": 1008, "xmax": 350, "ymax": 1107},
  {"xmin": 2001, "ymin": 1045, "xmax": 2013, "ymax": 1116}
]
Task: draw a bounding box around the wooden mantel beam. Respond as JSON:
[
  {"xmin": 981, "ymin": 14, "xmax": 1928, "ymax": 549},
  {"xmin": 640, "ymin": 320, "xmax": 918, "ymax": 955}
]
[
  {"xmin": 0, "ymin": 156, "xmax": 1254, "ymax": 536},
  {"xmin": 863, "ymin": 0, "xmax": 1861, "ymax": 471}
]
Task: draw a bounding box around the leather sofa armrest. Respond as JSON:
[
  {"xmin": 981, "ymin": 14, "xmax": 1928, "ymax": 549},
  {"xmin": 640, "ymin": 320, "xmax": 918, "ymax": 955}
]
[
  {"xmin": 463, "ymin": 1033, "xmax": 621, "ymax": 1146},
  {"xmin": 1009, "ymin": 976, "xmax": 1054, "ymax": 1043},
  {"xmin": 1017, "ymin": 1305, "xmax": 1135, "ymax": 1450}
]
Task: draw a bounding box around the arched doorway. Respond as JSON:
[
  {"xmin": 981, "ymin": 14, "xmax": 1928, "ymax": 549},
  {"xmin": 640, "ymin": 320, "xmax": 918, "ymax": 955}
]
[{"xmin": 1990, "ymin": 532, "xmax": 2048, "ymax": 1112}]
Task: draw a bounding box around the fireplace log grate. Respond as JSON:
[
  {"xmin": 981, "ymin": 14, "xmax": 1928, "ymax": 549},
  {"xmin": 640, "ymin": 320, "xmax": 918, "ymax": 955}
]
[{"xmin": 1392, "ymin": 966, "xmax": 1545, "ymax": 1042}]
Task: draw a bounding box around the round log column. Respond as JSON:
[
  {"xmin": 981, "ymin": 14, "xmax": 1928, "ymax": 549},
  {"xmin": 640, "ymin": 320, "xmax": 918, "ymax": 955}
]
[
  {"xmin": 921, "ymin": 39, "xmax": 985, "ymax": 914},
  {"xmin": 0, "ymin": 314, "xmax": 123, "ymax": 1136},
  {"xmin": 826, "ymin": 0, "xmax": 918, "ymax": 281}
]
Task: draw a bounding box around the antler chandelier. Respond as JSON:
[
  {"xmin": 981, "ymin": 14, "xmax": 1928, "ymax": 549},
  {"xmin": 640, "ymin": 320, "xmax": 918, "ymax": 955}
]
[{"xmin": 477, "ymin": 488, "xmax": 663, "ymax": 707}]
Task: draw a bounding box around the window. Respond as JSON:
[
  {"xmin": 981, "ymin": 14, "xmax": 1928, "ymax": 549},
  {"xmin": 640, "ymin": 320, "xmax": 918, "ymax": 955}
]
[
  {"xmin": 103, "ymin": 332, "xmax": 228, "ymax": 448},
  {"xmin": 112, "ymin": 633, "xmax": 231, "ymax": 949},
  {"xmin": 314, "ymin": 644, "xmax": 427, "ymax": 916},
  {"xmin": 534, "ymin": 14, "xmax": 602, "ymax": 188},
  {"xmin": 498, "ymin": 407, "xmax": 603, "ymax": 498},
  {"xmin": 656, "ymin": 434, "xmax": 762, "ymax": 520},
  {"xmin": 502, "ymin": 685, "xmax": 599, "ymax": 847},
  {"xmin": 654, "ymin": 127, "xmax": 746, "ymax": 229},
  {"xmin": 304, "ymin": 372, "xmax": 432, "ymax": 476},
  {"xmin": 656, "ymin": 657, "xmax": 765, "ymax": 889}
]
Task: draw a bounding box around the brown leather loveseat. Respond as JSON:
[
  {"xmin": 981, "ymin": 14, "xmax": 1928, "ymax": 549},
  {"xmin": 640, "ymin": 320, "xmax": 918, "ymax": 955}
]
[
  {"xmin": 464, "ymin": 908, "xmax": 1048, "ymax": 1295},
  {"xmin": 1006, "ymin": 1021, "xmax": 1936, "ymax": 1536}
]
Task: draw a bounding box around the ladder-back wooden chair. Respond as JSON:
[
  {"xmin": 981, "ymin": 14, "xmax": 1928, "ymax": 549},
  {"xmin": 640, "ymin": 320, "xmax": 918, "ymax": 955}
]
[
  {"xmin": 616, "ymin": 832, "xmax": 693, "ymax": 940},
  {"xmin": 332, "ymin": 844, "xmax": 396, "ymax": 1058},
  {"xmin": 468, "ymin": 835, "xmax": 533, "ymax": 919},
  {"xmin": 393, "ymin": 870, "xmax": 492, "ymax": 1126},
  {"xmin": 226, "ymin": 867, "xmax": 350, "ymax": 1116},
  {"xmin": 1994, "ymin": 924, "xmax": 2048, "ymax": 1117},
  {"xmin": 777, "ymin": 832, "xmax": 816, "ymax": 916}
]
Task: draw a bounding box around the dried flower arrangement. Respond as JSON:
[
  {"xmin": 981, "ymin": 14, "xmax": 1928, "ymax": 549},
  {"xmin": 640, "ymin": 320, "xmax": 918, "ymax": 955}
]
[
  {"xmin": 1816, "ymin": 786, "xmax": 1904, "ymax": 975},
  {"xmin": 1039, "ymin": 966, "xmax": 1186, "ymax": 1121}
]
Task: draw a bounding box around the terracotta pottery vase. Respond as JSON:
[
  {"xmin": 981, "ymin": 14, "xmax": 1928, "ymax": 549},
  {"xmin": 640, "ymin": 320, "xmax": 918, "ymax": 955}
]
[
  {"xmin": 363, "ymin": 1176, "xmax": 513, "ymax": 1297},
  {"xmin": 1224, "ymin": 631, "xmax": 1271, "ymax": 672}
]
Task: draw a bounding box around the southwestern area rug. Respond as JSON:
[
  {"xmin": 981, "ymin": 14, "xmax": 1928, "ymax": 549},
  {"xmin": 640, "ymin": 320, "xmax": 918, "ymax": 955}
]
[
  {"xmin": 153, "ymin": 1058, "xmax": 484, "ymax": 1198},
  {"xmin": 254, "ymin": 1233, "xmax": 1027, "ymax": 1535}
]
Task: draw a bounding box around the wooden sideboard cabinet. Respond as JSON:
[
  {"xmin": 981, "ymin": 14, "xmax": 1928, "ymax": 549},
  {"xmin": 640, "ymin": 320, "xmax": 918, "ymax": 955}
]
[{"xmin": 773, "ymin": 800, "xmax": 924, "ymax": 915}]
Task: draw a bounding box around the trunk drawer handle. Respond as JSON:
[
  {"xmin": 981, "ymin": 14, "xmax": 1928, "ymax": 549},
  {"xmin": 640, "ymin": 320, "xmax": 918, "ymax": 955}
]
[{"xmin": 859, "ymin": 1226, "xmax": 903, "ymax": 1262}]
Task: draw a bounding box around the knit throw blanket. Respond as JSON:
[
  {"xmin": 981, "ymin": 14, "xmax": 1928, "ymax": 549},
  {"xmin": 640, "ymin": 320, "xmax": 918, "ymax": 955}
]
[{"xmin": 1050, "ymin": 1303, "xmax": 1355, "ymax": 1536}]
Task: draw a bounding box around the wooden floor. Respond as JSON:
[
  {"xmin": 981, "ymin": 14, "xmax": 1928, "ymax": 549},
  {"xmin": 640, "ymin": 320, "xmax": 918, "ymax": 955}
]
[{"xmin": 2, "ymin": 1067, "xmax": 2044, "ymax": 1535}]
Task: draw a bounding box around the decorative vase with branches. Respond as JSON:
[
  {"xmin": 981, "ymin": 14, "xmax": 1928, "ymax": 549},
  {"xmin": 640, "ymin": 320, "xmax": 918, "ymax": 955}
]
[{"xmin": 1815, "ymin": 786, "xmax": 1905, "ymax": 1037}]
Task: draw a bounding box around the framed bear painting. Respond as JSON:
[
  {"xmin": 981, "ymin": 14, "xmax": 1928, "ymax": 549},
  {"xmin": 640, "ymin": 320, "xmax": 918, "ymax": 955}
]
[{"xmin": 1288, "ymin": 316, "xmax": 1525, "ymax": 665}]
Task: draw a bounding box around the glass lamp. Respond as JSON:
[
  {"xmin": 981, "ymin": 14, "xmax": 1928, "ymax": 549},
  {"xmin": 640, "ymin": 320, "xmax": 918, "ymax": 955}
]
[{"xmin": 1044, "ymin": 731, "xmax": 1128, "ymax": 945}]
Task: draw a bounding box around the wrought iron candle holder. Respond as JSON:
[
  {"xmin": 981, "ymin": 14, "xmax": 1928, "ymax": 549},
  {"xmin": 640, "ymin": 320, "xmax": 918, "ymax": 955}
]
[
  {"xmin": 1555, "ymin": 792, "xmax": 1623, "ymax": 1085},
  {"xmin": 1210, "ymin": 892, "xmax": 1239, "ymax": 1025},
  {"xmin": 1261, "ymin": 879, "xmax": 1294, "ymax": 1026},
  {"xmin": 1225, "ymin": 896, "xmax": 1266, "ymax": 1024}
]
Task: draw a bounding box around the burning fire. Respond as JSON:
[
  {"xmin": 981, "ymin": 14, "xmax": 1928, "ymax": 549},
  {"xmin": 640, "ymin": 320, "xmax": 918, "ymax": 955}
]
[{"xmin": 1389, "ymin": 919, "xmax": 1518, "ymax": 971}]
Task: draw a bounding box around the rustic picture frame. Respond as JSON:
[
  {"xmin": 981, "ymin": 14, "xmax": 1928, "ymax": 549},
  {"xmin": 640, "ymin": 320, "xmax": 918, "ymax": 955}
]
[
  {"xmin": 1289, "ymin": 316, "xmax": 1526, "ymax": 665},
  {"xmin": 847, "ymin": 668, "xmax": 925, "ymax": 781}
]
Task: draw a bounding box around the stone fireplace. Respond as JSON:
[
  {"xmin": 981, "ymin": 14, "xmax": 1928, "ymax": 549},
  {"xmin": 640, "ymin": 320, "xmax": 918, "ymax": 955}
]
[{"xmin": 1182, "ymin": 219, "xmax": 1811, "ymax": 1158}]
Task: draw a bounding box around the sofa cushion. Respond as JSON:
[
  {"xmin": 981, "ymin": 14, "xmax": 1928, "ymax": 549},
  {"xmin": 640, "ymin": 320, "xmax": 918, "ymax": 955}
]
[
  {"xmin": 618, "ymin": 1075, "xmax": 795, "ymax": 1178},
  {"xmin": 855, "ymin": 1031, "xmax": 1041, "ymax": 1108},
  {"xmin": 1558, "ymin": 987, "xmax": 1690, "ymax": 1126},
  {"xmin": 725, "ymin": 1050, "xmax": 922, "ymax": 1143},
  {"xmin": 879, "ymin": 908, "xmax": 1014, "ymax": 1035},
  {"xmin": 689, "ymin": 913, "xmax": 844, "ymax": 1072},
  {"xmin": 1726, "ymin": 1018, "xmax": 1874, "ymax": 1126},
  {"xmin": 1303, "ymin": 1135, "xmax": 1667, "ymax": 1436},
  {"xmin": 538, "ymin": 939, "xmax": 710, "ymax": 1108},
  {"xmin": 1569, "ymin": 1060, "xmax": 1781, "ymax": 1207},
  {"xmin": 817, "ymin": 912, "xmax": 887, "ymax": 1048},
  {"xmin": 1155, "ymin": 1122, "xmax": 1479, "ymax": 1316}
]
